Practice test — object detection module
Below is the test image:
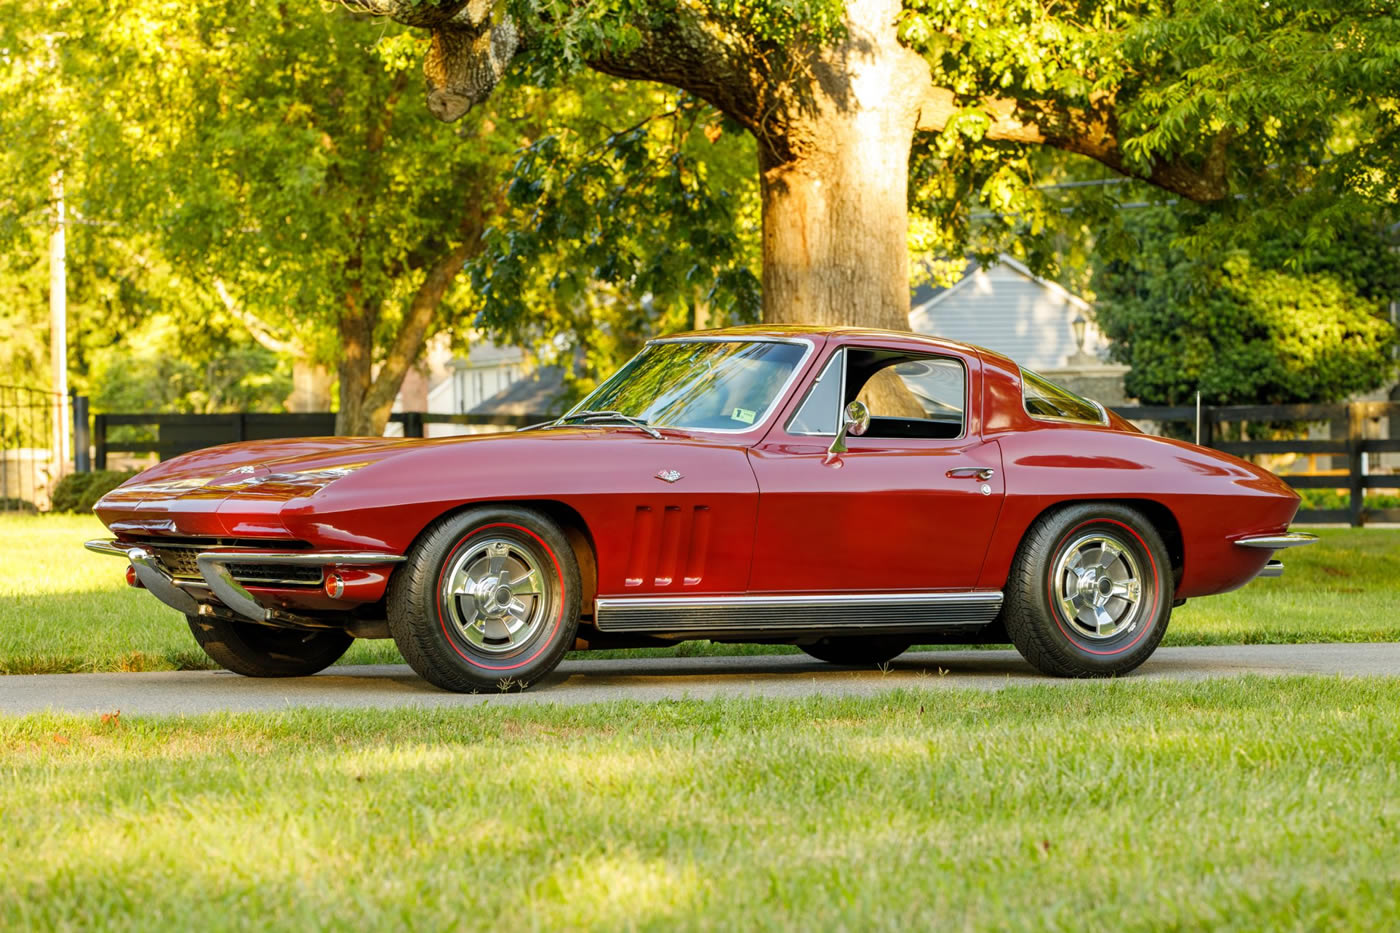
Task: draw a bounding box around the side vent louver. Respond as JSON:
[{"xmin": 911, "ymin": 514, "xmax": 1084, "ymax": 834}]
[{"xmin": 624, "ymin": 504, "xmax": 711, "ymax": 588}]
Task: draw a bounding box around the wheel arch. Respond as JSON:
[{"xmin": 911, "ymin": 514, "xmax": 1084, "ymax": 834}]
[
  {"xmin": 404, "ymin": 499, "xmax": 599, "ymax": 614},
  {"xmin": 1015, "ymin": 498, "xmax": 1185, "ymax": 592}
]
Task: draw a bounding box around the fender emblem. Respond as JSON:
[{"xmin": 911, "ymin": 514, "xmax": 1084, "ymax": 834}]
[
  {"xmin": 229, "ymin": 465, "xmax": 257, "ymax": 475},
  {"xmin": 655, "ymin": 469, "xmax": 683, "ymax": 484}
]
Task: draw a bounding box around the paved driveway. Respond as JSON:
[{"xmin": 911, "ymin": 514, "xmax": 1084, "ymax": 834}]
[{"xmin": 1, "ymin": 642, "xmax": 1397, "ymax": 715}]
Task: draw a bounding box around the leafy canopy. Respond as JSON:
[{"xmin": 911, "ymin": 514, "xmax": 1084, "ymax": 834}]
[{"xmin": 1093, "ymin": 207, "xmax": 1399, "ymax": 407}]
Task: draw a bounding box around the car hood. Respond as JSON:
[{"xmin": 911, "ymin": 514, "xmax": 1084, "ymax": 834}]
[
  {"xmin": 92, "ymin": 426, "xmax": 685, "ymax": 539},
  {"xmin": 106, "ymin": 436, "xmax": 430, "ymax": 495}
]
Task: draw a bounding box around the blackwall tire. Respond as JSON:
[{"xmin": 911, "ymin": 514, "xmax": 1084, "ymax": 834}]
[
  {"xmin": 799, "ymin": 636, "xmax": 911, "ymax": 667},
  {"xmin": 387, "ymin": 506, "xmax": 581, "ymax": 692},
  {"xmin": 185, "ymin": 615, "xmax": 352, "ymax": 677},
  {"xmin": 1002, "ymin": 503, "xmax": 1173, "ymax": 678}
]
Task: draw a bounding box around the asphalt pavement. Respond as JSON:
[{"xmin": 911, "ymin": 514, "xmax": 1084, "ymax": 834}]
[{"xmin": 0, "ymin": 642, "xmax": 1396, "ymax": 715}]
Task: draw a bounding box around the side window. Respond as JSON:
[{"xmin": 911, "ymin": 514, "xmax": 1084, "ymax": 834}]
[
  {"xmin": 786, "ymin": 347, "xmax": 968, "ymax": 439},
  {"xmin": 847, "ymin": 349, "xmax": 966, "ymax": 440},
  {"xmin": 787, "ymin": 349, "xmax": 844, "ymax": 435},
  {"xmin": 1021, "ymin": 369, "xmax": 1105, "ymax": 424}
]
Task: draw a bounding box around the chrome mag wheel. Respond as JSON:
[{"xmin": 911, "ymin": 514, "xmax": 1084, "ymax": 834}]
[
  {"xmin": 1052, "ymin": 533, "xmax": 1144, "ymax": 640},
  {"xmin": 440, "ymin": 537, "xmax": 548, "ymax": 654}
]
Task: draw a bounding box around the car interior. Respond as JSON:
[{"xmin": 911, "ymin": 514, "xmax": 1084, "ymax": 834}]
[{"xmin": 789, "ymin": 348, "xmax": 966, "ymax": 439}]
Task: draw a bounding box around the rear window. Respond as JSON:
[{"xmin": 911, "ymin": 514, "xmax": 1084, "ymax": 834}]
[{"xmin": 1021, "ymin": 370, "xmax": 1106, "ymax": 424}]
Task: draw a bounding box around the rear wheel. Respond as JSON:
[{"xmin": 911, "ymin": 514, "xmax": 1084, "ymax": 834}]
[
  {"xmin": 388, "ymin": 506, "xmax": 581, "ymax": 692},
  {"xmin": 1002, "ymin": 503, "xmax": 1172, "ymax": 677},
  {"xmin": 186, "ymin": 615, "xmax": 352, "ymax": 677},
  {"xmin": 799, "ymin": 636, "xmax": 911, "ymax": 667}
]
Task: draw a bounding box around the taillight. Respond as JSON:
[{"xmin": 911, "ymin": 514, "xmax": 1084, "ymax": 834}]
[
  {"xmin": 125, "ymin": 565, "xmax": 143, "ymax": 588},
  {"xmin": 325, "ymin": 572, "xmax": 345, "ymax": 599}
]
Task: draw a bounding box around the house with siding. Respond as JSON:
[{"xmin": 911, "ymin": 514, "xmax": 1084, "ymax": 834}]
[
  {"xmin": 909, "ymin": 255, "xmax": 1131, "ymax": 405},
  {"xmin": 393, "ymin": 337, "xmax": 542, "ymax": 436}
]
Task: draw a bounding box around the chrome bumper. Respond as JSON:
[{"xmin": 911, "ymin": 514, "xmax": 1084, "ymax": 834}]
[
  {"xmin": 1233, "ymin": 532, "xmax": 1315, "ymax": 581},
  {"xmin": 85, "ymin": 539, "xmax": 404, "ymax": 625},
  {"xmin": 1234, "ymin": 533, "xmax": 1318, "ymax": 549}
]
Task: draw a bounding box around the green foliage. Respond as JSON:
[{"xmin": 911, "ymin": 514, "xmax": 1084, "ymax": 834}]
[
  {"xmin": 900, "ymin": 0, "xmax": 1400, "ymax": 282},
  {"xmin": 0, "ymin": 235, "xmax": 48, "ymax": 388},
  {"xmin": 49, "ymin": 471, "xmax": 137, "ymax": 514},
  {"xmin": 86, "ymin": 315, "xmax": 291, "ymax": 415},
  {"xmin": 471, "ymin": 87, "xmax": 761, "ymax": 390},
  {"xmin": 103, "ymin": 5, "xmax": 495, "ymax": 359},
  {"xmin": 2, "ymin": 0, "xmax": 770, "ymax": 414},
  {"xmin": 1093, "ymin": 208, "xmax": 1399, "ymax": 406}
]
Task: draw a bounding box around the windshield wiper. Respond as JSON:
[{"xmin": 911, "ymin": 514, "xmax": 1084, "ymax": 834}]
[{"xmin": 521, "ymin": 409, "xmax": 662, "ymax": 439}]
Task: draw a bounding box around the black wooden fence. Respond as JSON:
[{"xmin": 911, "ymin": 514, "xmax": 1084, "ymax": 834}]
[{"xmin": 87, "ymin": 402, "xmax": 1400, "ymax": 526}]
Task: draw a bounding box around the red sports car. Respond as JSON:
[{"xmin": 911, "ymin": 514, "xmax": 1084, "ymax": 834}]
[{"xmin": 88, "ymin": 326, "xmax": 1314, "ymax": 690}]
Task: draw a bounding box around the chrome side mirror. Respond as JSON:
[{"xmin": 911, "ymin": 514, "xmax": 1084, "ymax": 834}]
[{"xmin": 828, "ymin": 400, "xmax": 871, "ymax": 456}]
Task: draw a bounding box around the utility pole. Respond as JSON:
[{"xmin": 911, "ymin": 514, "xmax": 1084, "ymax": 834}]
[
  {"xmin": 50, "ymin": 171, "xmax": 70, "ymax": 472},
  {"xmin": 42, "ymin": 32, "xmax": 71, "ymax": 473}
]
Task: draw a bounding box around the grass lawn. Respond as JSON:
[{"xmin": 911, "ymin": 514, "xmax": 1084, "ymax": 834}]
[
  {"xmin": 1, "ymin": 513, "xmax": 1396, "ymax": 675},
  {"xmin": 1, "ymin": 678, "xmax": 1398, "ymax": 929}
]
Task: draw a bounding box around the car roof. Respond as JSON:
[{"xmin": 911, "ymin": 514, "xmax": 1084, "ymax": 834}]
[{"xmin": 654, "ymin": 324, "xmax": 990, "ymax": 359}]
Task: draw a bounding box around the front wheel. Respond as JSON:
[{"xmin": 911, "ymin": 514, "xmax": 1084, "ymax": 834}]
[
  {"xmin": 186, "ymin": 615, "xmax": 353, "ymax": 677},
  {"xmin": 387, "ymin": 506, "xmax": 582, "ymax": 692},
  {"xmin": 799, "ymin": 636, "xmax": 911, "ymax": 667},
  {"xmin": 1002, "ymin": 503, "xmax": 1173, "ymax": 677}
]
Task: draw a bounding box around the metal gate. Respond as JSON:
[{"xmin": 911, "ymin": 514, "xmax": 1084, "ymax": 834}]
[{"xmin": 0, "ymin": 385, "xmax": 64, "ymax": 512}]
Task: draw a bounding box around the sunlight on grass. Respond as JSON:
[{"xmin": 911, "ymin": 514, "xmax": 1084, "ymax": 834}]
[{"xmin": 1, "ymin": 679, "xmax": 1398, "ymax": 929}]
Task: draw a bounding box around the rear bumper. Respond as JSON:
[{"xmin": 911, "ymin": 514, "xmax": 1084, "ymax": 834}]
[
  {"xmin": 85, "ymin": 539, "xmax": 404, "ymax": 627},
  {"xmin": 1234, "ymin": 532, "xmax": 1319, "ymax": 549},
  {"xmin": 1233, "ymin": 532, "xmax": 1316, "ymax": 582}
]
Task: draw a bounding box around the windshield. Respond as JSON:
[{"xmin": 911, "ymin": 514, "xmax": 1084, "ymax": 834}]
[{"xmin": 569, "ymin": 339, "xmax": 810, "ymax": 432}]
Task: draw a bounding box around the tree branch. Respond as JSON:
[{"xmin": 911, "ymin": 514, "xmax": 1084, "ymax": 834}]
[
  {"xmin": 360, "ymin": 235, "xmax": 480, "ymax": 418},
  {"xmin": 916, "ymin": 87, "xmax": 1232, "ymax": 203},
  {"xmin": 584, "ymin": 13, "xmax": 769, "ymax": 151},
  {"xmin": 213, "ymin": 278, "xmax": 298, "ymax": 355},
  {"xmin": 335, "ymin": 0, "xmax": 473, "ymax": 28}
]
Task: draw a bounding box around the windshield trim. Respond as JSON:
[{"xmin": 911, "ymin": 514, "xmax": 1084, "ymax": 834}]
[{"xmin": 566, "ymin": 336, "xmax": 817, "ymax": 436}]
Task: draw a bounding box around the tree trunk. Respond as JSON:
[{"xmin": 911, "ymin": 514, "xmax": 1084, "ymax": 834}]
[
  {"xmin": 759, "ymin": 0, "xmax": 931, "ymax": 332},
  {"xmin": 333, "ymin": 240, "xmax": 478, "ymax": 436},
  {"xmin": 335, "ymin": 286, "xmax": 380, "ymax": 436},
  {"xmin": 287, "ymin": 362, "xmax": 332, "ymax": 412}
]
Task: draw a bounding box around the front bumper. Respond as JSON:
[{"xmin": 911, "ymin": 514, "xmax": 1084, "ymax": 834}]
[{"xmin": 85, "ymin": 539, "xmax": 405, "ymax": 628}]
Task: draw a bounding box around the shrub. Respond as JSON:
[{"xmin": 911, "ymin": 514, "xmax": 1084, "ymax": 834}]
[
  {"xmin": 1297, "ymin": 488, "xmax": 1400, "ymax": 512},
  {"xmin": 0, "ymin": 498, "xmax": 39, "ymax": 514},
  {"xmin": 50, "ymin": 470, "xmax": 138, "ymax": 513}
]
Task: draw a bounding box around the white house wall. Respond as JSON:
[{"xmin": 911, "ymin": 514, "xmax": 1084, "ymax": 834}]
[{"xmin": 908, "ymin": 264, "xmax": 1110, "ymax": 370}]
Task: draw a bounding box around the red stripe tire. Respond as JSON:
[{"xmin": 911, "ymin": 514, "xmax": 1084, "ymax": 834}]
[
  {"xmin": 387, "ymin": 506, "xmax": 582, "ymax": 692},
  {"xmin": 1001, "ymin": 503, "xmax": 1174, "ymax": 677}
]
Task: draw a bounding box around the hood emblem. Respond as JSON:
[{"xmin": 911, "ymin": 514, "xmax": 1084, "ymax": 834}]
[
  {"xmin": 655, "ymin": 469, "xmax": 683, "ymax": 484},
  {"xmin": 228, "ymin": 465, "xmax": 257, "ymax": 475}
]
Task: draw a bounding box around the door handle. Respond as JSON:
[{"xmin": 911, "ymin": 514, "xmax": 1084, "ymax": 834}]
[{"xmin": 946, "ymin": 467, "xmax": 995, "ymax": 481}]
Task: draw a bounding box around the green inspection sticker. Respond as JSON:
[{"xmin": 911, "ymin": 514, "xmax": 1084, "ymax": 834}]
[{"xmin": 731, "ymin": 407, "xmax": 757, "ymax": 424}]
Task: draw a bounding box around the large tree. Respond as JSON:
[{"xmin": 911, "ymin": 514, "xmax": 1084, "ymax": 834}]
[
  {"xmin": 336, "ymin": 0, "xmax": 1399, "ymax": 331},
  {"xmin": 3, "ymin": 0, "xmax": 766, "ymax": 430}
]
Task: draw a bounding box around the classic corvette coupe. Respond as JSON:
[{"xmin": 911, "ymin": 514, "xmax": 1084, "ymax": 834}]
[{"xmin": 88, "ymin": 326, "xmax": 1314, "ymax": 690}]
